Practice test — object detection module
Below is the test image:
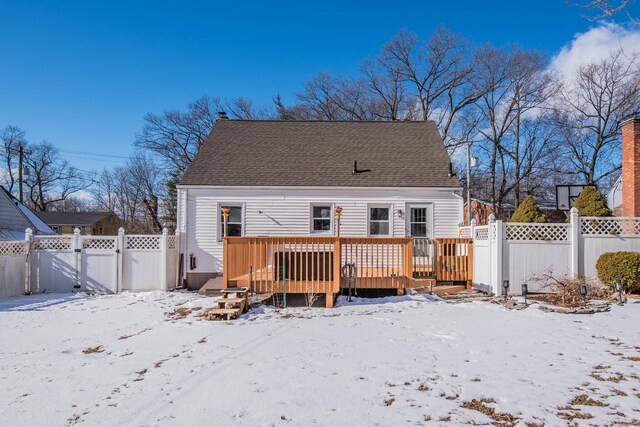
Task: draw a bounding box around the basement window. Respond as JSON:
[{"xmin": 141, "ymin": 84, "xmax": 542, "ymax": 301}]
[{"xmin": 368, "ymin": 205, "xmax": 391, "ymax": 236}]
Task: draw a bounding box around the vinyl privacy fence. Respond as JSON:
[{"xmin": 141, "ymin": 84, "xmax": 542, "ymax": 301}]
[
  {"xmin": 0, "ymin": 228, "xmax": 179, "ymax": 299},
  {"xmin": 461, "ymin": 208, "xmax": 640, "ymax": 295}
]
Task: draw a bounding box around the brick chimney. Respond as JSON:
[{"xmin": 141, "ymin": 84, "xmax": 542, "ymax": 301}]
[{"xmin": 622, "ymin": 116, "xmax": 640, "ymax": 217}]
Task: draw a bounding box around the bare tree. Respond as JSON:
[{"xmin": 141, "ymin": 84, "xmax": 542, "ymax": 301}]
[
  {"xmin": 379, "ymin": 27, "xmax": 490, "ymax": 147},
  {"xmin": 360, "ymin": 55, "xmax": 409, "ymax": 120},
  {"xmin": 225, "ymin": 97, "xmax": 274, "ymax": 120},
  {"xmin": 555, "ymin": 50, "xmax": 640, "ymax": 185},
  {"xmin": 22, "ymin": 141, "xmax": 91, "ymax": 211},
  {"xmin": 92, "ymin": 155, "xmax": 166, "ymax": 233},
  {"xmin": 134, "ymin": 96, "xmax": 220, "ymax": 176},
  {"xmin": 48, "ymin": 196, "xmax": 95, "ymax": 212},
  {"xmin": 0, "ymin": 126, "xmax": 27, "ymax": 194},
  {"xmin": 471, "ymin": 47, "xmax": 563, "ymax": 212},
  {"xmin": 129, "ymin": 154, "xmax": 165, "ymax": 232},
  {"xmin": 571, "ymin": 0, "xmax": 638, "ymax": 24}
]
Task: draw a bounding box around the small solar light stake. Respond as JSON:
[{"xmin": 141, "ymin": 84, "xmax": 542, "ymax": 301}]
[
  {"xmin": 580, "ymin": 285, "xmax": 588, "ymax": 305},
  {"xmin": 521, "ymin": 283, "xmax": 528, "ymax": 306},
  {"xmin": 616, "ymin": 282, "xmax": 623, "ymax": 304},
  {"xmin": 502, "ymin": 280, "xmax": 509, "ymax": 299}
]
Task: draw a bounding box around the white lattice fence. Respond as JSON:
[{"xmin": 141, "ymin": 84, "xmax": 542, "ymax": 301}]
[
  {"xmin": 167, "ymin": 235, "xmax": 177, "ymax": 250},
  {"xmin": 505, "ymin": 223, "xmax": 568, "ymax": 241},
  {"xmin": 32, "ymin": 236, "xmax": 72, "ymax": 250},
  {"xmin": 82, "ymin": 237, "xmax": 116, "ymax": 250},
  {"xmin": 580, "ymin": 217, "xmax": 640, "ymax": 235},
  {"xmin": 474, "ymin": 226, "xmax": 489, "ymax": 241},
  {"xmin": 126, "ymin": 235, "xmax": 161, "ymax": 250},
  {"xmin": 459, "ymin": 227, "xmax": 472, "ymax": 238},
  {"xmin": 0, "ymin": 241, "xmax": 28, "ymax": 256}
]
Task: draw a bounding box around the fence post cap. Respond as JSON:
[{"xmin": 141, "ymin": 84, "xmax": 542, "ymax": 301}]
[
  {"xmin": 488, "ymin": 214, "xmax": 496, "ymax": 222},
  {"xmin": 570, "ymin": 207, "xmax": 578, "ymax": 214},
  {"xmin": 118, "ymin": 227, "xmax": 125, "ymax": 235},
  {"xmin": 470, "ymin": 219, "xmax": 477, "ymax": 226},
  {"xmin": 25, "ymin": 228, "xmax": 33, "ymax": 235},
  {"xmin": 73, "ymin": 227, "xmax": 81, "ymax": 235},
  {"xmin": 162, "ymin": 227, "xmax": 168, "ymax": 235}
]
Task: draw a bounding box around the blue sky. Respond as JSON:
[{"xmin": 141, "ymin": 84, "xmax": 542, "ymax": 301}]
[{"xmin": 0, "ymin": 0, "xmax": 628, "ymax": 172}]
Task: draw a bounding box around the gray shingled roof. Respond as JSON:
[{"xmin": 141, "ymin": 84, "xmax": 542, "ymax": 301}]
[
  {"xmin": 179, "ymin": 120, "xmax": 460, "ymax": 188},
  {"xmin": 35, "ymin": 211, "xmax": 113, "ymax": 226}
]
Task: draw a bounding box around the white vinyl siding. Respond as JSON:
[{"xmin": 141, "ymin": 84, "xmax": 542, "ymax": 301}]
[{"xmin": 178, "ymin": 187, "xmax": 462, "ymax": 274}]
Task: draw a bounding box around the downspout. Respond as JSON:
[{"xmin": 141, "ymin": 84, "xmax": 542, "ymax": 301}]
[{"xmin": 181, "ymin": 188, "xmax": 188, "ymax": 285}]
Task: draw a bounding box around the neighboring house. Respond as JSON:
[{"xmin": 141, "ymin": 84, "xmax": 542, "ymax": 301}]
[
  {"xmin": 0, "ymin": 186, "xmax": 53, "ymax": 239},
  {"xmin": 607, "ymin": 174, "xmax": 623, "ymax": 216},
  {"xmin": 464, "ymin": 198, "xmax": 565, "ymax": 225},
  {"xmin": 177, "ymin": 118, "xmax": 463, "ymax": 288},
  {"xmin": 35, "ymin": 212, "xmax": 121, "ymax": 235}
]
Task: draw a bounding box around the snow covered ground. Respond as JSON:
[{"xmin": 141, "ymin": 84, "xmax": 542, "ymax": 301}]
[{"xmin": 0, "ymin": 291, "xmax": 638, "ymax": 426}]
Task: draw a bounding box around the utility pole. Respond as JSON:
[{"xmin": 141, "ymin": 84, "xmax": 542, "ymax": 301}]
[
  {"xmin": 18, "ymin": 144, "xmax": 24, "ymax": 204},
  {"xmin": 466, "ymin": 142, "xmax": 472, "ymax": 225}
]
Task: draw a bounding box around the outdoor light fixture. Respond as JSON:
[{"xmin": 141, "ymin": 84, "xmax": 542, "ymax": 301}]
[
  {"xmin": 580, "ymin": 285, "xmax": 588, "ymax": 305},
  {"xmin": 522, "ymin": 283, "xmax": 528, "ymax": 306},
  {"xmin": 616, "ymin": 282, "xmax": 624, "ymax": 304},
  {"xmin": 502, "ymin": 280, "xmax": 509, "ymax": 299}
]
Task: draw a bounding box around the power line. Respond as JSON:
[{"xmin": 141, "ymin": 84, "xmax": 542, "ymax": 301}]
[{"xmin": 57, "ymin": 148, "xmax": 131, "ymax": 159}]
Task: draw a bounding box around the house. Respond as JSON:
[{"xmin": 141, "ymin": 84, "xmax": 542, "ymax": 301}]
[
  {"xmin": 35, "ymin": 211, "xmax": 120, "ymax": 235},
  {"xmin": 464, "ymin": 198, "xmax": 565, "ymax": 225},
  {"xmin": 0, "ymin": 186, "xmax": 53, "ymax": 239},
  {"xmin": 177, "ymin": 118, "xmax": 464, "ymax": 294}
]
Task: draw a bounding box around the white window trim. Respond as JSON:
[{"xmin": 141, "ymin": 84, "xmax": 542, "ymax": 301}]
[
  {"xmin": 367, "ymin": 203, "xmax": 392, "ymax": 237},
  {"xmin": 309, "ymin": 202, "xmax": 334, "ymax": 235},
  {"xmin": 404, "ymin": 203, "xmax": 434, "ymax": 239},
  {"xmin": 217, "ymin": 202, "xmax": 245, "ymax": 241}
]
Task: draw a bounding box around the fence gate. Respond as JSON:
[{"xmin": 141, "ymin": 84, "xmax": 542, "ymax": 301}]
[
  {"xmin": 81, "ymin": 236, "xmax": 119, "ymax": 293},
  {"xmin": 30, "ymin": 235, "xmax": 77, "ymax": 293}
]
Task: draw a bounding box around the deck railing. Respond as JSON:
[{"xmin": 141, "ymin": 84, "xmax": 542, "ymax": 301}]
[
  {"xmin": 435, "ymin": 238, "xmax": 473, "ymax": 282},
  {"xmin": 412, "ymin": 238, "xmax": 436, "ymax": 279},
  {"xmin": 223, "ymin": 236, "xmax": 473, "ymax": 294}
]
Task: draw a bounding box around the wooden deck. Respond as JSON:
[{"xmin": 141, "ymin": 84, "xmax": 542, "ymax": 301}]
[{"xmin": 223, "ymin": 236, "xmax": 472, "ymax": 307}]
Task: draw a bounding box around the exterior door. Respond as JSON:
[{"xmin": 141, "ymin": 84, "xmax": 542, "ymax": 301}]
[{"xmin": 408, "ymin": 204, "xmax": 434, "ymax": 278}]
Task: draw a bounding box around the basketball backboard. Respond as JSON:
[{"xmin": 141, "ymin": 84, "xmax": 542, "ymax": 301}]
[{"xmin": 556, "ymin": 184, "xmax": 592, "ymax": 211}]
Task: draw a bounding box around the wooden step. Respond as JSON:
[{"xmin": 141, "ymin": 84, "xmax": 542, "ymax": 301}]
[
  {"xmin": 218, "ymin": 297, "xmax": 245, "ymax": 304},
  {"xmin": 204, "ymin": 307, "xmax": 242, "ymax": 321}
]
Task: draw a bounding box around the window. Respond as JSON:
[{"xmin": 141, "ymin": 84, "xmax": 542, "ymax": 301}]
[
  {"xmin": 406, "ymin": 204, "xmax": 433, "ymax": 238},
  {"xmin": 410, "ymin": 207, "xmax": 428, "ymax": 237},
  {"xmin": 98, "ymin": 227, "xmax": 104, "ymax": 235},
  {"xmin": 368, "ymin": 205, "xmax": 390, "ymax": 236},
  {"xmin": 219, "ymin": 205, "xmax": 243, "ymax": 238},
  {"xmin": 311, "ymin": 204, "xmax": 332, "ymax": 233}
]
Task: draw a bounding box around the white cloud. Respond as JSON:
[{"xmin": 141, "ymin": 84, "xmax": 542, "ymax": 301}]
[{"xmin": 550, "ymin": 23, "xmax": 640, "ymax": 76}]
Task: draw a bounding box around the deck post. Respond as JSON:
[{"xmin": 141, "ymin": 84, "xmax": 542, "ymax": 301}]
[
  {"xmin": 222, "ymin": 237, "xmax": 228, "ymax": 289},
  {"xmin": 329, "ymin": 236, "xmax": 342, "ymax": 308},
  {"xmin": 466, "ymin": 237, "xmax": 473, "ymax": 289},
  {"xmin": 404, "ymin": 238, "xmax": 413, "ymax": 290},
  {"xmin": 325, "ymin": 293, "xmax": 334, "ymax": 308}
]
